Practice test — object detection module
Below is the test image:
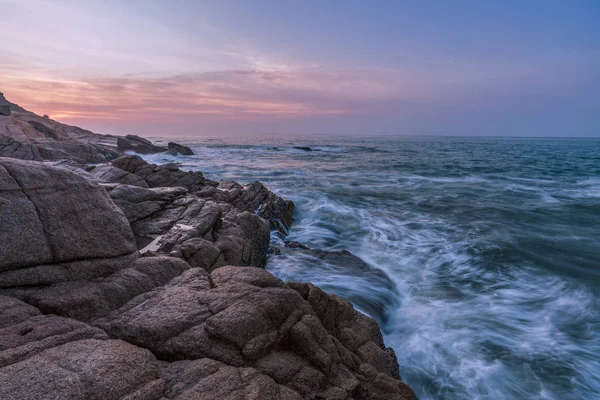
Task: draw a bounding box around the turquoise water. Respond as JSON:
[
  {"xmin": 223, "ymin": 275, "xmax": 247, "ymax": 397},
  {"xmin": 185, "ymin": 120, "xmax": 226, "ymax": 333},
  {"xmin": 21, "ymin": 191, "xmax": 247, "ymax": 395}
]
[{"xmin": 144, "ymin": 136, "xmax": 600, "ymax": 399}]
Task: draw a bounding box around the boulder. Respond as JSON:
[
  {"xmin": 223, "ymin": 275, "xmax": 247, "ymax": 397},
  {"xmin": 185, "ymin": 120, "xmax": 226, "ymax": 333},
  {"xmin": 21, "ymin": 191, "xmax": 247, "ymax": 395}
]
[
  {"xmin": 167, "ymin": 141, "xmax": 194, "ymax": 156},
  {"xmin": 0, "ymin": 157, "xmax": 136, "ymax": 271},
  {"xmin": 117, "ymin": 134, "xmax": 167, "ymax": 154}
]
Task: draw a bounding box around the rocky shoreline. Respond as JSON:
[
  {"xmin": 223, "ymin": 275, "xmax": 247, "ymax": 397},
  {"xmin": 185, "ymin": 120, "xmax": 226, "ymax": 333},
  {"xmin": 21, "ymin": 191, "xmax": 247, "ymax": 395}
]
[{"xmin": 0, "ymin": 95, "xmax": 416, "ymax": 399}]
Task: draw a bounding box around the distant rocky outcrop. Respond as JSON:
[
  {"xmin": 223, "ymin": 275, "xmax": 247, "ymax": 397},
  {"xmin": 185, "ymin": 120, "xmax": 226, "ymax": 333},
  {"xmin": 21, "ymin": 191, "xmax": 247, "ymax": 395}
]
[
  {"xmin": 0, "ymin": 96, "xmax": 190, "ymax": 163},
  {"xmin": 0, "ymin": 157, "xmax": 417, "ymax": 400},
  {"xmin": 117, "ymin": 134, "xmax": 167, "ymax": 154}
]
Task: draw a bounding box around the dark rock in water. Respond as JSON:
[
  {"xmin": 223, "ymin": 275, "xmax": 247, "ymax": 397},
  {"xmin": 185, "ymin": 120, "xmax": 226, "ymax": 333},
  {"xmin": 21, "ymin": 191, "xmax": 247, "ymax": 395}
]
[
  {"xmin": 285, "ymin": 240, "xmax": 310, "ymax": 249},
  {"xmin": 294, "ymin": 146, "xmax": 313, "ymax": 152},
  {"xmin": 117, "ymin": 134, "xmax": 167, "ymax": 154},
  {"xmin": 0, "ymin": 159, "xmax": 416, "ymax": 399},
  {"xmin": 268, "ymin": 246, "xmax": 282, "ymax": 255},
  {"xmin": 167, "ymin": 141, "xmax": 194, "ymax": 156},
  {"xmin": 273, "ymin": 246, "xmax": 399, "ymax": 324},
  {"xmin": 0, "ymin": 94, "xmax": 10, "ymax": 116}
]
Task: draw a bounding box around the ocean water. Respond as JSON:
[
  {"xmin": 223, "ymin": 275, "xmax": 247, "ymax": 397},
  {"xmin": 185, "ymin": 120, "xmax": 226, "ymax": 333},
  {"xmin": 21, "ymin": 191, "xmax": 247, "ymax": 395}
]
[{"xmin": 143, "ymin": 136, "xmax": 600, "ymax": 400}]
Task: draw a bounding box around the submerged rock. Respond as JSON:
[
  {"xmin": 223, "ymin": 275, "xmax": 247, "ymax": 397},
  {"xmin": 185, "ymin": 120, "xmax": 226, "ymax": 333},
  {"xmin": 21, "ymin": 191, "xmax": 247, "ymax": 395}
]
[{"xmin": 294, "ymin": 146, "xmax": 313, "ymax": 152}]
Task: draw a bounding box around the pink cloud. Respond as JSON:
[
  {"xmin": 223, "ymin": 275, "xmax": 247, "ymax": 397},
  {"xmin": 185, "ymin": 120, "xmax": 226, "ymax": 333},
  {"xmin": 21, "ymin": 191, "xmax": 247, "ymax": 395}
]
[{"xmin": 4, "ymin": 68, "xmax": 410, "ymax": 124}]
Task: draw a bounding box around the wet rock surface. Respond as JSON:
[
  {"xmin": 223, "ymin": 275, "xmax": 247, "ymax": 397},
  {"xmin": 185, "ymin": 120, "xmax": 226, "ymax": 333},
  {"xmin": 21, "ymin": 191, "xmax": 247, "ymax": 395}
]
[
  {"xmin": 0, "ymin": 157, "xmax": 416, "ymax": 399},
  {"xmin": 270, "ymin": 245, "xmax": 399, "ymax": 324}
]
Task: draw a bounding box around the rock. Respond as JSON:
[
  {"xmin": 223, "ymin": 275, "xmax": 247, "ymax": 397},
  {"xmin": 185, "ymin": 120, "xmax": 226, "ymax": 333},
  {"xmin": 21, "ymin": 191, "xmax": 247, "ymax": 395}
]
[
  {"xmin": 0, "ymin": 159, "xmax": 417, "ymax": 399},
  {"xmin": 272, "ymin": 246, "xmax": 399, "ymax": 323},
  {"xmin": 110, "ymin": 156, "xmax": 295, "ymax": 234},
  {"xmin": 0, "ymin": 94, "xmax": 10, "ymax": 116},
  {"xmin": 167, "ymin": 141, "xmax": 194, "ymax": 156},
  {"xmin": 112, "ymin": 155, "xmax": 206, "ymax": 191},
  {"xmin": 0, "ymin": 135, "xmax": 43, "ymax": 161},
  {"xmin": 117, "ymin": 134, "xmax": 167, "ymax": 154},
  {"xmin": 196, "ymin": 180, "xmax": 295, "ymax": 234},
  {"xmin": 285, "ymin": 240, "xmax": 309, "ymax": 249},
  {"xmin": 88, "ymin": 164, "xmax": 149, "ymax": 187},
  {"xmin": 94, "ymin": 266, "xmax": 416, "ymax": 399},
  {"xmin": 0, "ymin": 157, "xmax": 137, "ymax": 271},
  {"xmin": 0, "ymin": 96, "xmax": 170, "ymax": 163},
  {"xmin": 103, "ymin": 182, "xmax": 270, "ymax": 270},
  {"xmin": 293, "ymin": 146, "xmax": 313, "ymax": 152}
]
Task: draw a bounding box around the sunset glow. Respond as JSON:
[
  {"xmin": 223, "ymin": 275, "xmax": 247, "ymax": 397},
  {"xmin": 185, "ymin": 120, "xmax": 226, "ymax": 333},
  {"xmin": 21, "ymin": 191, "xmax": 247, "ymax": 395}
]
[{"xmin": 2, "ymin": 0, "xmax": 599, "ymax": 136}]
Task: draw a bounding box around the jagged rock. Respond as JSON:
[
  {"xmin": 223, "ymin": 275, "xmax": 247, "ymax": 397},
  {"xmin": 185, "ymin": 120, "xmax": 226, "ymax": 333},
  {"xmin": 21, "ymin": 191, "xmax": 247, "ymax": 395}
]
[
  {"xmin": 0, "ymin": 153, "xmax": 417, "ymax": 399},
  {"xmin": 117, "ymin": 134, "xmax": 167, "ymax": 154},
  {"xmin": 109, "ymin": 155, "xmax": 295, "ymax": 234},
  {"xmin": 112, "ymin": 155, "xmax": 207, "ymax": 191},
  {"xmin": 167, "ymin": 141, "xmax": 194, "ymax": 156},
  {"xmin": 196, "ymin": 180, "xmax": 295, "ymax": 234},
  {"xmin": 103, "ymin": 182, "xmax": 270, "ymax": 270},
  {"xmin": 94, "ymin": 266, "xmax": 415, "ymax": 399}
]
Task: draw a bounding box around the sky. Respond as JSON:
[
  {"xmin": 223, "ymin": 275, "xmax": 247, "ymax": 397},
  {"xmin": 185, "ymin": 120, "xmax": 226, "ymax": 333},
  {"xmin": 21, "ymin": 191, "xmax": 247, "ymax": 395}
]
[{"xmin": 1, "ymin": 0, "xmax": 599, "ymax": 137}]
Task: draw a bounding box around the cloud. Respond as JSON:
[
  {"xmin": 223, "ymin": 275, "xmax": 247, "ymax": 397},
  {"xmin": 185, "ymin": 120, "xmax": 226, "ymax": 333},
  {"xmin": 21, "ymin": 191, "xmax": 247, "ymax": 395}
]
[{"xmin": 3, "ymin": 67, "xmax": 412, "ymax": 122}]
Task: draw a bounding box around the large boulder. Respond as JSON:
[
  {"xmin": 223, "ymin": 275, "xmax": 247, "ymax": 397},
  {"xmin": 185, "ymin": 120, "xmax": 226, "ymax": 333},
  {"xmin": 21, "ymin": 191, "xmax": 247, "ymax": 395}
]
[
  {"xmin": 117, "ymin": 134, "xmax": 167, "ymax": 154},
  {"xmin": 0, "ymin": 157, "xmax": 137, "ymax": 272}
]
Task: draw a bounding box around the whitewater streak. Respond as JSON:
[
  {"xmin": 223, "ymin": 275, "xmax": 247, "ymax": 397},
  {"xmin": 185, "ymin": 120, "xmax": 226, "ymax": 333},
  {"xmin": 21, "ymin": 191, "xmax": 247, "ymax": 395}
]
[{"xmin": 143, "ymin": 136, "xmax": 600, "ymax": 400}]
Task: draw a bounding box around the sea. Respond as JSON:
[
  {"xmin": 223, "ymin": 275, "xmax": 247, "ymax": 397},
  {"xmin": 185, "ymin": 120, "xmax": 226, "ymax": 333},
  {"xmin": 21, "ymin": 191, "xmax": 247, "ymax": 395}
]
[{"xmin": 142, "ymin": 136, "xmax": 600, "ymax": 400}]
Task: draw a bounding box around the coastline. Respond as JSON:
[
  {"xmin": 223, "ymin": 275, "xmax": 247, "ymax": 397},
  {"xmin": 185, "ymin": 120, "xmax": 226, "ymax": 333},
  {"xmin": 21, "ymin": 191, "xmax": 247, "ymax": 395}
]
[{"xmin": 0, "ymin": 96, "xmax": 417, "ymax": 398}]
